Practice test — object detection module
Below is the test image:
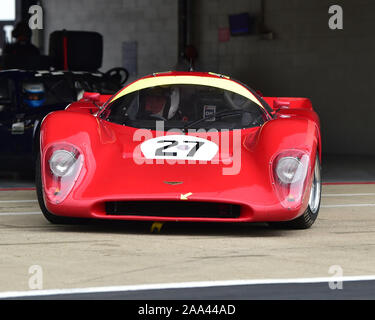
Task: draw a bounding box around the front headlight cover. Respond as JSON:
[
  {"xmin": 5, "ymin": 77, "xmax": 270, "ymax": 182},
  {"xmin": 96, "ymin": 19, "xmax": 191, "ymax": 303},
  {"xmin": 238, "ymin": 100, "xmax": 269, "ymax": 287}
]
[
  {"xmin": 271, "ymin": 150, "xmax": 310, "ymax": 209},
  {"xmin": 49, "ymin": 149, "xmax": 77, "ymax": 177},
  {"xmin": 276, "ymin": 156, "xmax": 305, "ymax": 184},
  {"xmin": 43, "ymin": 144, "xmax": 84, "ymax": 204}
]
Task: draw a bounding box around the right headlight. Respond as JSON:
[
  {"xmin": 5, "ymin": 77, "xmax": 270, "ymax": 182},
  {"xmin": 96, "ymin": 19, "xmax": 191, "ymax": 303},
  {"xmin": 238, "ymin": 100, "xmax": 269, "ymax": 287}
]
[
  {"xmin": 276, "ymin": 156, "xmax": 305, "ymax": 184},
  {"xmin": 271, "ymin": 151, "xmax": 310, "ymax": 209}
]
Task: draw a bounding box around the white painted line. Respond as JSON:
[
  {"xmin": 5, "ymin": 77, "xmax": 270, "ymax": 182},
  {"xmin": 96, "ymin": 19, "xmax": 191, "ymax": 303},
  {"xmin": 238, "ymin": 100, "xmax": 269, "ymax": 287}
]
[
  {"xmin": 0, "ymin": 200, "xmax": 38, "ymax": 203},
  {"xmin": 0, "ymin": 275, "xmax": 375, "ymax": 299},
  {"xmin": 323, "ymin": 193, "xmax": 375, "ymax": 197},
  {"xmin": 0, "ymin": 212, "xmax": 41, "ymax": 216},
  {"xmin": 321, "ymin": 203, "xmax": 375, "ymax": 208}
]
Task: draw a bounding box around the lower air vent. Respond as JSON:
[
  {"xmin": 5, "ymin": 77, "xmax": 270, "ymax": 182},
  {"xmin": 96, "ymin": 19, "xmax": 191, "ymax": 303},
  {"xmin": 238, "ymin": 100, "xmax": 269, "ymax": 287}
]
[{"xmin": 105, "ymin": 201, "xmax": 241, "ymax": 219}]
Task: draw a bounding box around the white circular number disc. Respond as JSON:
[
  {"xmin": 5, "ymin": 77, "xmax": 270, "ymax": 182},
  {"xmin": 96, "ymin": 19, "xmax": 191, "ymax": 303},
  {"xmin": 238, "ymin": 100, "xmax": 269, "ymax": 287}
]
[{"xmin": 140, "ymin": 135, "xmax": 219, "ymax": 161}]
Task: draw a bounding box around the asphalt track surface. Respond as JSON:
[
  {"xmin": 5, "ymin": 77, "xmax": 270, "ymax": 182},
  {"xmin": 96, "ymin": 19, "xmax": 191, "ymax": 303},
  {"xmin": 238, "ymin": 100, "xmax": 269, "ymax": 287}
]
[{"xmin": 0, "ymin": 182, "xmax": 375, "ymax": 300}]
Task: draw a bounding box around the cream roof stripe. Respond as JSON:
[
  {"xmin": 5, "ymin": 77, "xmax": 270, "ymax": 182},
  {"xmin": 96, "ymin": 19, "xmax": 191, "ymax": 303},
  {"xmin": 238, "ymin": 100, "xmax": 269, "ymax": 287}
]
[{"xmin": 110, "ymin": 75, "xmax": 263, "ymax": 108}]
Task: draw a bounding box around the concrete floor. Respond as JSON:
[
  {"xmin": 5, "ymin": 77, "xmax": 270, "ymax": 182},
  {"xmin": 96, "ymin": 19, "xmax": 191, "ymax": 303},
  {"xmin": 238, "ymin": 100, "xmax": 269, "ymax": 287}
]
[{"xmin": 0, "ymin": 183, "xmax": 375, "ymax": 295}]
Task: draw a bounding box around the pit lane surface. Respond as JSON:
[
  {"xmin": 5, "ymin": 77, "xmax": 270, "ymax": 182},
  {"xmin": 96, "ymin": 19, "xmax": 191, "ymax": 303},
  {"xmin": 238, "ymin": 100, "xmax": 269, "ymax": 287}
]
[{"xmin": 0, "ymin": 183, "xmax": 375, "ymax": 299}]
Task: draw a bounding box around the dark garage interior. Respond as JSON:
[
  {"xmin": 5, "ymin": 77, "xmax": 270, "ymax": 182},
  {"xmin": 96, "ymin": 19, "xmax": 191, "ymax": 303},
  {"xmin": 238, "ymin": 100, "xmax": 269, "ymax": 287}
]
[{"xmin": 1, "ymin": 0, "xmax": 374, "ymax": 183}]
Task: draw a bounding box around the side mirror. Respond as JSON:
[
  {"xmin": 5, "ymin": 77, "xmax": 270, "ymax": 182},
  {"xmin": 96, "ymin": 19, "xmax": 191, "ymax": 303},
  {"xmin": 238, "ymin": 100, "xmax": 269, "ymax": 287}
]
[
  {"xmin": 83, "ymin": 92, "xmax": 100, "ymax": 104},
  {"xmin": 273, "ymin": 99, "xmax": 290, "ymax": 111}
]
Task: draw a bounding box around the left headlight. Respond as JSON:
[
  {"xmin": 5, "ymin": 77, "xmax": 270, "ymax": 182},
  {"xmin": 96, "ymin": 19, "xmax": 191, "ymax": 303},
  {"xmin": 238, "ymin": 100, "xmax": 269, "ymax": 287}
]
[
  {"xmin": 43, "ymin": 145, "xmax": 84, "ymax": 204},
  {"xmin": 49, "ymin": 150, "xmax": 77, "ymax": 177}
]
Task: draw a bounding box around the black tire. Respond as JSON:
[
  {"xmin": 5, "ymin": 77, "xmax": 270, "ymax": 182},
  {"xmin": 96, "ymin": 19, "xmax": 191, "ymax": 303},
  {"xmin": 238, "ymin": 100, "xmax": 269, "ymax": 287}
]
[
  {"xmin": 35, "ymin": 153, "xmax": 86, "ymax": 225},
  {"xmin": 270, "ymin": 155, "xmax": 322, "ymax": 230}
]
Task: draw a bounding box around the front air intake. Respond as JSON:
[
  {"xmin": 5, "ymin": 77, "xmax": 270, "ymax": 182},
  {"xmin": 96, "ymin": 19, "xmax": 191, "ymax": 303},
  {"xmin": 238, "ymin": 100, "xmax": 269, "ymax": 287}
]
[{"xmin": 105, "ymin": 201, "xmax": 241, "ymax": 219}]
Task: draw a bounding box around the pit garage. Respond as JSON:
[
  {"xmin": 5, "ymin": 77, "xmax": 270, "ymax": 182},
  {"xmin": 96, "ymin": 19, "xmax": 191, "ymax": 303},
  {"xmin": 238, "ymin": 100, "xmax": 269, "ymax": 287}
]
[{"xmin": 0, "ymin": 0, "xmax": 375, "ymax": 301}]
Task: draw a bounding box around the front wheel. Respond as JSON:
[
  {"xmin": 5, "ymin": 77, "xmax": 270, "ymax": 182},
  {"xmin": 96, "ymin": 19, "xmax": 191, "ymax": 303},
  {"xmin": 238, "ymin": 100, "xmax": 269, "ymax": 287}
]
[{"xmin": 270, "ymin": 155, "xmax": 322, "ymax": 230}]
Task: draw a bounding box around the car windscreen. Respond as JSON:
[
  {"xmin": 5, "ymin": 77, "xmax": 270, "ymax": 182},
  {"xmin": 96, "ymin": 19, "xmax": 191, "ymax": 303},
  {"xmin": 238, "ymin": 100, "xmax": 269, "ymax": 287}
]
[{"xmin": 100, "ymin": 84, "xmax": 268, "ymax": 130}]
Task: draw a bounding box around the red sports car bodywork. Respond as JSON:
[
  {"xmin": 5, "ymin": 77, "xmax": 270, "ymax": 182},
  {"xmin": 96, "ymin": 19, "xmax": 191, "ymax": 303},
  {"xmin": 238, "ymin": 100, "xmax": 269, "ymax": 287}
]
[{"xmin": 38, "ymin": 71, "xmax": 321, "ymax": 228}]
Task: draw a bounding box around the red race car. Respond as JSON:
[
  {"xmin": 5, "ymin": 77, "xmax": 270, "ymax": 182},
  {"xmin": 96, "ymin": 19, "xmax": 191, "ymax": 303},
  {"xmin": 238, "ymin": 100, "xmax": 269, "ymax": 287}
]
[{"xmin": 36, "ymin": 71, "xmax": 322, "ymax": 229}]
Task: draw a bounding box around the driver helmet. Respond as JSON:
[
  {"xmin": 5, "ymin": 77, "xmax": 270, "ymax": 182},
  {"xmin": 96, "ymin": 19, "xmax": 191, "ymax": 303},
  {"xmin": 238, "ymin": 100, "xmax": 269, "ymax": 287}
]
[
  {"xmin": 167, "ymin": 86, "xmax": 180, "ymax": 119},
  {"xmin": 144, "ymin": 86, "xmax": 180, "ymax": 119},
  {"xmin": 23, "ymin": 82, "xmax": 45, "ymax": 108}
]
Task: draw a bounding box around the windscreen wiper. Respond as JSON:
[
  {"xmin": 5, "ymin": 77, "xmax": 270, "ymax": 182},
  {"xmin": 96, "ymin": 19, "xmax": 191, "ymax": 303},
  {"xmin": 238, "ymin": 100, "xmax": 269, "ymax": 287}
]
[{"xmin": 183, "ymin": 110, "xmax": 245, "ymax": 132}]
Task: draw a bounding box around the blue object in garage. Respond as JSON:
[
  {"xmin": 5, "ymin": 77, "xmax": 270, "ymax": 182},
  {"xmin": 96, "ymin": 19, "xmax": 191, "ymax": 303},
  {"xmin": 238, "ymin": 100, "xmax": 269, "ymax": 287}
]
[{"xmin": 228, "ymin": 13, "xmax": 256, "ymax": 36}]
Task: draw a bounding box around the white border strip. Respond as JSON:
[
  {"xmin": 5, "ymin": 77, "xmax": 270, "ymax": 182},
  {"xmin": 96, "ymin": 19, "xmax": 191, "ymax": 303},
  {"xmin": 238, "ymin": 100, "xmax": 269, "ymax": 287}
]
[{"xmin": 1, "ymin": 275, "xmax": 375, "ymax": 299}]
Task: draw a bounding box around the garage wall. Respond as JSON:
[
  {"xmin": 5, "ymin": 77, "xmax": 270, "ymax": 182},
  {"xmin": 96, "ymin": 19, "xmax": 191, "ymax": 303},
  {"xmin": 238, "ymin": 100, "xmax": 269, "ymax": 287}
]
[
  {"xmin": 192, "ymin": 0, "xmax": 375, "ymax": 155},
  {"xmin": 42, "ymin": 0, "xmax": 178, "ymax": 80}
]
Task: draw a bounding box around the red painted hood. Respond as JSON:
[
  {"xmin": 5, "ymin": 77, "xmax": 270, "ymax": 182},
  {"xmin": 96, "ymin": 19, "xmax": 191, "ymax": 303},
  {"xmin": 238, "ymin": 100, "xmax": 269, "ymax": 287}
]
[{"xmin": 78, "ymin": 119, "xmax": 269, "ymax": 201}]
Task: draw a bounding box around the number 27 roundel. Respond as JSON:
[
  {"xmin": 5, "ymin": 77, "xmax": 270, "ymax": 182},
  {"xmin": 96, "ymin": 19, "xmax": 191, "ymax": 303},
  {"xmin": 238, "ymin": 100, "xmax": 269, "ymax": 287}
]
[{"xmin": 140, "ymin": 135, "xmax": 219, "ymax": 161}]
